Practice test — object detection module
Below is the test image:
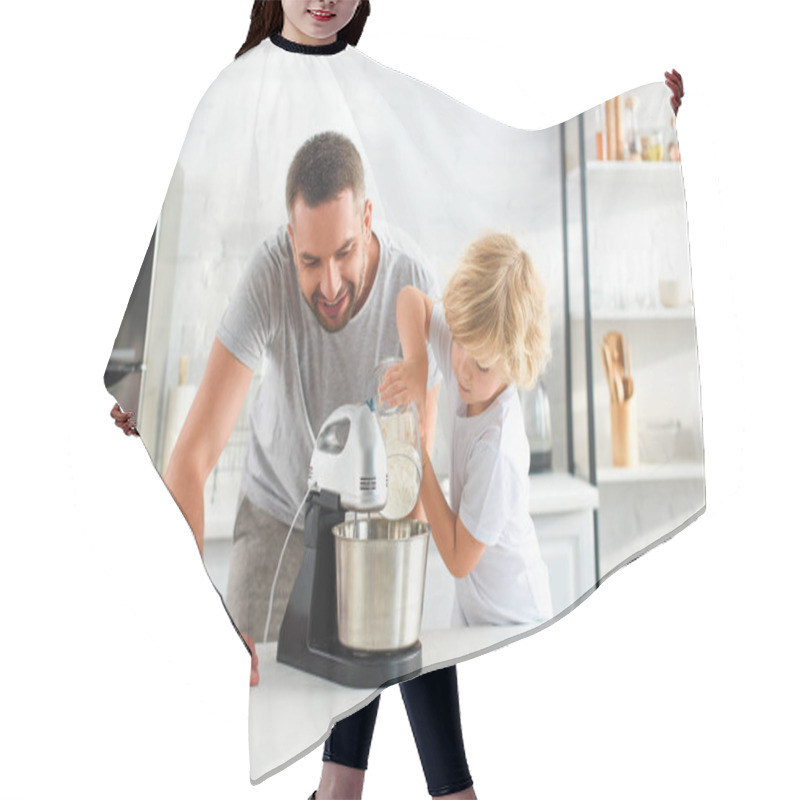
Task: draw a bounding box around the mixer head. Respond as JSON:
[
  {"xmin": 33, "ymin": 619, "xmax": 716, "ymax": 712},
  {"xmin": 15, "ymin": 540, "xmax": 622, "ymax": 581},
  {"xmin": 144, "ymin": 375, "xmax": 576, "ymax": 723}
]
[{"xmin": 308, "ymin": 404, "xmax": 388, "ymax": 512}]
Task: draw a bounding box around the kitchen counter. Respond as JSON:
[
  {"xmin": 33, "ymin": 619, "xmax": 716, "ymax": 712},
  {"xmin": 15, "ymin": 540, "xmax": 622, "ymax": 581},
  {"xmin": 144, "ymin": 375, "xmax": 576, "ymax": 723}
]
[
  {"xmin": 529, "ymin": 471, "xmax": 598, "ymax": 515},
  {"xmin": 249, "ymin": 623, "xmax": 533, "ymax": 783},
  {"xmin": 247, "ymin": 473, "xmax": 598, "ymax": 781}
]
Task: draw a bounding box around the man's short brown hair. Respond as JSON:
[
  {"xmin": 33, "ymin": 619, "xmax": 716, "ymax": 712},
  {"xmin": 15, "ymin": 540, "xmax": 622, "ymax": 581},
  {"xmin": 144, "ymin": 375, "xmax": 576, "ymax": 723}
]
[{"xmin": 285, "ymin": 131, "xmax": 365, "ymax": 217}]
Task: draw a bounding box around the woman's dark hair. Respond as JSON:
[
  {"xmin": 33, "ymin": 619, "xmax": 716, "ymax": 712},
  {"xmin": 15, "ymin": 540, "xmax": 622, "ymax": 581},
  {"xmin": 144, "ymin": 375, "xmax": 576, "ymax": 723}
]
[{"xmin": 235, "ymin": 1, "xmax": 371, "ymax": 59}]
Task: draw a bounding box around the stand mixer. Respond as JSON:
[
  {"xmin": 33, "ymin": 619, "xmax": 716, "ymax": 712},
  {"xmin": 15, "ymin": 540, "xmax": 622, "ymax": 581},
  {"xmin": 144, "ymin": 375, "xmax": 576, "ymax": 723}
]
[{"xmin": 277, "ymin": 403, "xmax": 426, "ymax": 688}]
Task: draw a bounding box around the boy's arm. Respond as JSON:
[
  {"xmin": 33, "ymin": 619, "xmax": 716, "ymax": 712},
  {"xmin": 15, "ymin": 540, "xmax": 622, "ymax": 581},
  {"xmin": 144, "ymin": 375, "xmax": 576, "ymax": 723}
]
[
  {"xmin": 395, "ymin": 288, "xmax": 484, "ymax": 575},
  {"xmin": 420, "ymin": 448, "xmax": 486, "ymax": 579},
  {"xmin": 396, "ymin": 285, "xmax": 434, "ymax": 360},
  {"xmin": 379, "ymin": 286, "xmax": 434, "ymax": 421}
]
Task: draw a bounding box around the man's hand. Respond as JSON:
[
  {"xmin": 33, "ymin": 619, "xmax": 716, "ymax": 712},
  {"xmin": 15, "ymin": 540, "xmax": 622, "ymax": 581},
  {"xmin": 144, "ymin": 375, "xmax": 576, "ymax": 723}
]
[
  {"xmin": 241, "ymin": 632, "xmax": 259, "ymax": 687},
  {"xmin": 379, "ymin": 359, "xmax": 428, "ymax": 429},
  {"xmin": 110, "ymin": 402, "xmax": 139, "ymax": 436},
  {"xmin": 665, "ymin": 69, "xmax": 684, "ymax": 116}
]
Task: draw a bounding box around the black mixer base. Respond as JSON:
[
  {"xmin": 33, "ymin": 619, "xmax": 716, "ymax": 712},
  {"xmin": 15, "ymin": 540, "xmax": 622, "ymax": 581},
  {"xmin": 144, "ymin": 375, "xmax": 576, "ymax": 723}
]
[{"xmin": 278, "ymin": 638, "xmax": 423, "ymax": 689}]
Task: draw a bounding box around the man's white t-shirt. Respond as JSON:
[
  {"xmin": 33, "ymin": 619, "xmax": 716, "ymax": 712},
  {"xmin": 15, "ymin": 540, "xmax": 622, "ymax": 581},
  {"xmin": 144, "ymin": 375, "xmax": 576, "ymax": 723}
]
[{"xmin": 428, "ymin": 304, "xmax": 553, "ymax": 627}]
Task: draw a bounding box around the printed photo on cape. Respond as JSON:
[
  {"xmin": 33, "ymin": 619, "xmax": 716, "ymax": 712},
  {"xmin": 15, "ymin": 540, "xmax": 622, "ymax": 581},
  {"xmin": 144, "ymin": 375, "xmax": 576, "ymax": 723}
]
[{"xmin": 106, "ymin": 35, "xmax": 703, "ymax": 782}]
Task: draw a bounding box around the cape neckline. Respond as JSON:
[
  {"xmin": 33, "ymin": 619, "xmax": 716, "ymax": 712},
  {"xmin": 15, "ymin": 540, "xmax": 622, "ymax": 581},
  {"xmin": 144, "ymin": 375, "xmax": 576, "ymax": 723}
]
[{"xmin": 270, "ymin": 33, "xmax": 348, "ymax": 56}]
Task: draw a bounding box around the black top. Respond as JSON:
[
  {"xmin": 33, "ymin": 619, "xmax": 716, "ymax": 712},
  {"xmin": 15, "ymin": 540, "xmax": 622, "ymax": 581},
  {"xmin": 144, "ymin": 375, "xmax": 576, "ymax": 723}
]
[{"xmin": 270, "ymin": 33, "xmax": 348, "ymax": 56}]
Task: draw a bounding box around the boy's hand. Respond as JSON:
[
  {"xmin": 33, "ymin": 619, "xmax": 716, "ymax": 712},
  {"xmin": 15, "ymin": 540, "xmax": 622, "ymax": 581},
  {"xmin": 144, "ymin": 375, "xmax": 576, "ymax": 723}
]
[{"xmin": 378, "ymin": 359, "xmax": 428, "ymax": 427}]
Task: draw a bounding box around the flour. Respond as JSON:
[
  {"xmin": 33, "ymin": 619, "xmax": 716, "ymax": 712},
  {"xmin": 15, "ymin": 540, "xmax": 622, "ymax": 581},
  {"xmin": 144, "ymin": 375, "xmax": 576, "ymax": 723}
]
[
  {"xmin": 382, "ymin": 449, "xmax": 422, "ymax": 520},
  {"xmin": 379, "ymin": 410, "xmax": 422, "ymax": 520}
]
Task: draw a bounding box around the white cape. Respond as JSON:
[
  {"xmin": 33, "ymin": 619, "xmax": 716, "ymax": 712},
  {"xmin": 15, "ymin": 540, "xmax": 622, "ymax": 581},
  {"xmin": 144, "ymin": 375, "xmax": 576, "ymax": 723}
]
[{"xmin": 106, "ymin": 36, "xmax": 703, "ymax": 782}]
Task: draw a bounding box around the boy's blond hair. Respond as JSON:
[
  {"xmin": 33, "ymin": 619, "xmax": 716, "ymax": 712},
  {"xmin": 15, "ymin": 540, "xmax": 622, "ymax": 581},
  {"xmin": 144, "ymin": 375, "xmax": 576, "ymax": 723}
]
[{"xmin": 442, "ymin": 232, "xmax": 551, "ymax": 389}]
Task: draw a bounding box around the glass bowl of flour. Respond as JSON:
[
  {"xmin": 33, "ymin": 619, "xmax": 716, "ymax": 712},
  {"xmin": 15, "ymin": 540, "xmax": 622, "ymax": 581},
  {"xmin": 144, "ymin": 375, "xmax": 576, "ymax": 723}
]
[{"xmin": 371, "ymin": 358, "xmax": 423, "ymax": 520}]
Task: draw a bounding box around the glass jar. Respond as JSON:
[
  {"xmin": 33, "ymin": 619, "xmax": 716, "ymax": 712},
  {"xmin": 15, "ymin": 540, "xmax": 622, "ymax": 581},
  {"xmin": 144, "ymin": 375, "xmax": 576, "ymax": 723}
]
[
  {"xmin": 522, "ymin": 381, "xmax": 552, "ymax": 473},
  {"xmin": 370, "ymin": 358, "xmax": 423, "ymax": 520},
  {"xmin": 624, "ymin": 96, "xmax": 641, "ymax": 161},
  {"xmin": 646, "ymin": 130, "xmax": 664, "ymax": 162}
]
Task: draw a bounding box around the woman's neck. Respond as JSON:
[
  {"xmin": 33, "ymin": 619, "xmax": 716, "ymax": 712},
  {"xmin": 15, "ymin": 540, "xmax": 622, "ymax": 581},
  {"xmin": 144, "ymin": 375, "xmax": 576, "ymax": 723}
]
[{"xmin": 281, "ymin": 21, "xmax": 336, "ymax": 47}]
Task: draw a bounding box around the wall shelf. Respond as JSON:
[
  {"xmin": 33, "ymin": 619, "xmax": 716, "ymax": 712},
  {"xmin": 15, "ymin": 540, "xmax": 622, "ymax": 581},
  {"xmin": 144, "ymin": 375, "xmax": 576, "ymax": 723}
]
[
  {"xmin": 571, "ymin": 306, "xmax": 695, "ymax": 322},
  {"xmin": 597, "ymin": 461, "xmax": 704, "ymax": 484},
  {"xmin": 568, "ymin": 160, "xmax": 683, "ymax": 181}
]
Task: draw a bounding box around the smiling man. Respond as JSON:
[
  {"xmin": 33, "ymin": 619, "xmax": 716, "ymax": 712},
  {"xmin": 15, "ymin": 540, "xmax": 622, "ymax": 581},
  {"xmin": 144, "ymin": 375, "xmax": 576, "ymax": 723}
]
[
  {"xmin": 163, "ymin": 132, "xmax": 440, "ymax": 675},
  {"xmin": 285, "ymin": 132, "xmax": 379, "ymax": 332}
]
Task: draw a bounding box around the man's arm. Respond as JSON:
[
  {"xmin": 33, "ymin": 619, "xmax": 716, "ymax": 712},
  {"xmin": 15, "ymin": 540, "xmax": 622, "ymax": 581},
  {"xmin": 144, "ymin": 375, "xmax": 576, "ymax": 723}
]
[{"xmin": 163, "ymin": 337, "xmax": 254, "ymax": 556}]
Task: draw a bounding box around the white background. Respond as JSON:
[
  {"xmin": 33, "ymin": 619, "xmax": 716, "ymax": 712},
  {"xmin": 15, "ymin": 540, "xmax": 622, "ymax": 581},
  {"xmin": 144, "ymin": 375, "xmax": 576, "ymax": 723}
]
[{"xmin": 2, "ymin": 1, "xmax": 797, "ymax": 797}]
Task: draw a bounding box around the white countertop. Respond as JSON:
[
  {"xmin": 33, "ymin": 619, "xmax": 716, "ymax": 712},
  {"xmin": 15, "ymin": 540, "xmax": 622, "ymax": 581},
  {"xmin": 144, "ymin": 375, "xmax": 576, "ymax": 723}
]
[
  {"xmin": 441, "ymin": 470, "xmax": 598, "ymax": 519},
  {"xmin": 529, "ymin": 471, "xmax": 599, "ymax": 516},
  {"xmin": 249, "ymin": 623, "xmax": 534, "ymax": 783}
]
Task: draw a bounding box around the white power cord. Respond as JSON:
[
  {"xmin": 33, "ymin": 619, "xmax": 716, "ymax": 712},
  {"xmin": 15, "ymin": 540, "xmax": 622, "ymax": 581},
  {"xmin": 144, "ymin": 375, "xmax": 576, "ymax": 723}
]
[{"xmin": 263, "ymin": 487, "xmax": 311, "ymax": 643}]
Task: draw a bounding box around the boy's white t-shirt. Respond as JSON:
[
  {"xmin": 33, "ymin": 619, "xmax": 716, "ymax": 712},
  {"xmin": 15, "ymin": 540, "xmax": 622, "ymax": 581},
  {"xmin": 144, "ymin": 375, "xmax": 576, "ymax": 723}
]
[{"xmin": 429, "ymin": 304, "xmax": 553, "ymax": 627}]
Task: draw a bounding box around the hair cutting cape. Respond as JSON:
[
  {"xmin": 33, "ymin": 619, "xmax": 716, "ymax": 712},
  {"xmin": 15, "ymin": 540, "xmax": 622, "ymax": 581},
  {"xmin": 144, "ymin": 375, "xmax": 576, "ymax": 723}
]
[{"xmin": 106, "ymin": 35, "xmax": 704, "ymax": 783}]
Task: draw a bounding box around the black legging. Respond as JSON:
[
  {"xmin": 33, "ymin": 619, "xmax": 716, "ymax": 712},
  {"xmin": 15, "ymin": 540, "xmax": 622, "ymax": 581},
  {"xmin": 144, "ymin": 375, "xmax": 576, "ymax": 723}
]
[{"xmin": 323, "ymin": 665, "xmax": 473, "ymax": 797}]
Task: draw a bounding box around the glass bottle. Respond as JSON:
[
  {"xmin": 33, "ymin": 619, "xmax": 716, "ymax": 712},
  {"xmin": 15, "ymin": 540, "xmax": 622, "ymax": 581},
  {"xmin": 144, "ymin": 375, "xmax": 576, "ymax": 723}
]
[
  {"xmin": 667, "ymin": 114, "xmax": 681, "ymax": 162},
  {"xmin": 523, "ymin": 381, "xmax": 553, "ymax": 473},
  {"xmin": 594, "ymin": 104, "xmax": 606, "ymax": 161},
  {"xmin": 646, "ymin": 130, "xmax": 664, "ymax": 162},
  {"xmin": 624, "ymin": 95, "xmax": 641, "ymax": 161}
]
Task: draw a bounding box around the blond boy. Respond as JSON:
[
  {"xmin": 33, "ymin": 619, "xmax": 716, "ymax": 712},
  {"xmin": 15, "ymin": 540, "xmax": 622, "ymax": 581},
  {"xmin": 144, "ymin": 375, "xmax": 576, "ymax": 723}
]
[{"xmin": 380, "ymin": 232, "xmax": 553, "ymax": 626}]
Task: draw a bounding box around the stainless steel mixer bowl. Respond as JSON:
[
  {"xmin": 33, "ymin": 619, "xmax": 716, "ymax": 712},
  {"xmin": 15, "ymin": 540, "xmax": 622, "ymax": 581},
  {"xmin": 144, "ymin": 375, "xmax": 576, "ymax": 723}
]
[{"xmin": 332, "ymin": 518, "xmax": 430, "ymax": 652}]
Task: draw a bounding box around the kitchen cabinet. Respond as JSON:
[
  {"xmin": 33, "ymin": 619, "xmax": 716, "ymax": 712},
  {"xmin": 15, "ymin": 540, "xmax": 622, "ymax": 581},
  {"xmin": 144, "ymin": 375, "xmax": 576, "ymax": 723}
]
[
  {"xmin": 530, "ymin": 472, "xmax": 598, "ymax": 617},
  {"xmin": 561, "ymin": 83, "xmax": 705, "ymax": 578}
]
